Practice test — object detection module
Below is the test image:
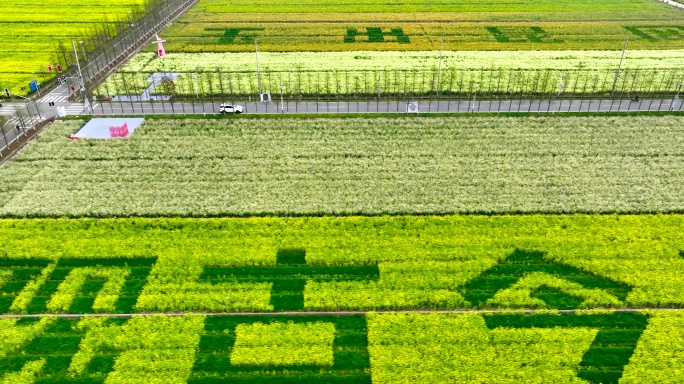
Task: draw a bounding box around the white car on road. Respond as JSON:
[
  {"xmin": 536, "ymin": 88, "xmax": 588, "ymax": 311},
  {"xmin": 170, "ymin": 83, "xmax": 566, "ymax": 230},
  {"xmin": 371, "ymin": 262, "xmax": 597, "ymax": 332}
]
[{"xmin": 219, "ymin": 103, "xmax": 243, "ymax": 114}]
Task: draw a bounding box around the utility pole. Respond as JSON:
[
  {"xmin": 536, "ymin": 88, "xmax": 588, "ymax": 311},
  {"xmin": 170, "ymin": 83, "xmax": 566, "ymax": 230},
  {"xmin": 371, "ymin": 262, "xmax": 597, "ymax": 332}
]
[
  {"xmin": 255, "ymin": 38, "xmax": 262, "ymax": 96},
  {"xmin": 437, "ymin": 36, "xmax": 444, "ymax": 96},
  {"xmin": 72, "ymin": 38, "xmax": 92, "ymax": 115},
  {"xmin": 611, "ymin": 35, "xmax": 630, "ymax": 96},
  {"xmin": 279, "ymin": 85, "xmax": 285, "ymax": 114}
]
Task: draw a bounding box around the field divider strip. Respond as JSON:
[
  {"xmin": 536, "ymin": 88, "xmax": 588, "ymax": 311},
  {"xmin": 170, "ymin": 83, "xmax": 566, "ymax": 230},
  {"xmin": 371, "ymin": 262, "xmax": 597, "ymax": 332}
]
[{"xmin": 2, "ymin": 307, "xmax": 684, "ymax": 318}]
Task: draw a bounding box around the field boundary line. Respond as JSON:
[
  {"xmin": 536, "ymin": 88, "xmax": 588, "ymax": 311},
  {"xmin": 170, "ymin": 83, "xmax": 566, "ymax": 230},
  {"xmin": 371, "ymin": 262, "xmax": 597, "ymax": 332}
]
[{"xmin": 2, "ymin": 307, "xmax": 683, "ymax": 318}]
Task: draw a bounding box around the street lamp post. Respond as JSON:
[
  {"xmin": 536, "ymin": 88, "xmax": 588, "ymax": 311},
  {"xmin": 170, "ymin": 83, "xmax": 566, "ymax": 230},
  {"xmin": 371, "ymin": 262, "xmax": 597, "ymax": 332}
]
[
  {"xmin": 437, "ymin": 36, "xmax": 444, "ymax": 96},
  {"xmin": 471, "ymin": 84, "xmax": 479, "ymax": 113},
  {"xmin": 72, "ymin": 38, "xmax": 92, "ymax": 115},
  {"xmin": 279, "ymin": 85, "xmax": 285, "ymax": 114},
  {"xmin": 192, "ymin": 74, "xmax": 199, "ymax": 98}
]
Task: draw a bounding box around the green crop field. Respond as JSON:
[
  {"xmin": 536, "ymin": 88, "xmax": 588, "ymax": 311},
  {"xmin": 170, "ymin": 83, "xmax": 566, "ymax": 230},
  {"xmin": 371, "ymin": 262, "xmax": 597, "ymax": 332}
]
[
  {"xmin": 1, "ymin": 215, "xmax": 684, "ymax": 382},
  {"xmin": 2, "ymin": 215, "xmax": 684, "ymax": 312},
  {"xmin": 104, "ymin": 0, "xmax": 684, "ymax": 98},
  {"xmin": 5, "ymin": 0, "xmax": 684, "ymax": 381},
  {"xmin": 157, "ymin": 0, "xmax": 684, "ymax": 52},
  {"xmin": 0, "ymin": 0, "xmax": 145, "ymax": 94},
  {"xmin": 2, "ymin": 116, "xmax": 684, "ymax": 217},
  {"xmin": 3, "ymin": 312, "xmax": 684, "ymax": 383},
  {"xmin": 3, "ymin": 113, "xmax": 684, "ymax": 382},
  {"xmin": 97, "ymin": 49, "xmax": 684, "ymax": 98}
]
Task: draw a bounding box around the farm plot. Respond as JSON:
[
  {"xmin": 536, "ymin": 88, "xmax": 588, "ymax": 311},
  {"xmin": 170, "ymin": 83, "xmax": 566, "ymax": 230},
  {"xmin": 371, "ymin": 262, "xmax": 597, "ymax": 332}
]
[
  {"xmin": 3, "ymin": 312, "xmax": 684, "ymax": 383},
  {"xmin": 3, "ymin": 116, "xmax": 684, "ymax": 217},
  {"xmin": 2, "ymin": 215, "xmax": 684, "ymax": 382},
  {"xmin": 2, "ymin": 215, "xmax": 684, "ymax": 313},
  {"xmin": 368, "ymin": 311, "xmax": 684, "ymax": 384},
  {"xmin": 159, "ymin": 0, "xmax": 684, "ymax": 51},
  {"xmin": 0, "ymin": 0, "xmax": 145, "ymax": 94},
  {"xmin": 98, "ymin": 49, "xmax": 684, "ymax": 97}
]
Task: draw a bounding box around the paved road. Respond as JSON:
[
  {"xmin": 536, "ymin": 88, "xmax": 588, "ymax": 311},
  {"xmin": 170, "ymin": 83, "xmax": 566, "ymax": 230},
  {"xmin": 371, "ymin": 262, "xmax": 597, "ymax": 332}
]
[
  {"xmin": 0, "ymin": 85, "xmax": 89, "ymax": 148},
  {"xmin": 88, "ymin": 97, "xmax": 684, "ymax": 116},
  {"xmin": 2, "ymin": 94, "xmax": 682, "ymax": 150}
]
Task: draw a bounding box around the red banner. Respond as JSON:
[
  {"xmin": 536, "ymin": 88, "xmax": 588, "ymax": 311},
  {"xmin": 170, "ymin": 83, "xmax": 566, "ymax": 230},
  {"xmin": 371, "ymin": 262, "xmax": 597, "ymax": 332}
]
[{"xmin": 109, "ymin": 122, "xmax": 129, "ymax": 138}]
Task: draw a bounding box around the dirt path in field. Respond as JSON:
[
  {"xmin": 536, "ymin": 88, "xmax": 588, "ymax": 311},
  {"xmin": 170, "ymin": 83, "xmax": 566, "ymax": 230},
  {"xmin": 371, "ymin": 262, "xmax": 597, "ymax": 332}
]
[{"xmin": 1, "ymin": 307, "xmax": 682, "ymax": 318}]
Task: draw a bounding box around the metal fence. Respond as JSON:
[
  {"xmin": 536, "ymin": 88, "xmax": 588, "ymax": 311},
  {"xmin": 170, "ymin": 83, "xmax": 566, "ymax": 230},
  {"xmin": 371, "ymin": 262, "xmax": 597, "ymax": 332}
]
[
  {"xmin": 1, "ymin": 0, "xmax": 198, "ymax": 155},
  {"xmin": 76, "ymin": 0, "xmax": 198, "ymax": 89},
  {"xmin": 88, "ymin": 90, "xmax": 684, "ymax": 116},
  {"xmin": 97, "ymin": 67, "xmax": 684, "ymax": 101},
  {"xmin": 0, "ymin": 103, "xmax": 43, "ymax": 158}
]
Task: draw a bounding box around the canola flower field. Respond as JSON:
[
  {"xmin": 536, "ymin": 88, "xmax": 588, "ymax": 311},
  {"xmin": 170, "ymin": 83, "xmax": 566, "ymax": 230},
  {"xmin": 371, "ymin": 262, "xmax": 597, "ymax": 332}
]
[
  {"xmin": 0, "ymin": 0, "xmax": 145, "ymax": 93},
  {"xmin": 2, "ymin": 116, "xmax": 684, "ymax": 217},
  {"xmin": 5, "ymin": 0, "xmax": 684, "ymax": 380},
  {"xmin": 2, "ymin": 115, "xmax": 684, "ymax": 382},
  {"xmin": 1, "ymin": 215, "xmax": 684, "ymax": 382},
  {"xmin": 159, "ymin": 0, "xmax": 684, "ymax": 52}
]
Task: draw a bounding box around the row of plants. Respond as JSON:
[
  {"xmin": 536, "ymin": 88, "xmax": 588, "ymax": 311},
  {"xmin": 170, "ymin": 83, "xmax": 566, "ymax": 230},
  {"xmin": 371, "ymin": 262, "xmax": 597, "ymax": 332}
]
[
  {"xmin": 2, "ymin": 311, "xmax": 684, "ymax": 382},
  {"xmin": 159, "ymin": 21, "xmax": 684, "ymax": 52},
  {"xmin": 97, "ymin": 50, "xmax": 684, "ymax": 97},
  {"xmin": 1, "ymin": 215, "xmax": 684, "ymax": 313},
  {"xmin": 190, "ymin": 0, "xmax": 668, "ymax": 14},
  {"xmin": 121, "ymin": 50, "xmax": 684, "ymax": 76},
  {"xmin": 97, "ymin": 65, "xmax": 684, "ymax": 98},
  {"xmin": 3, "ymin": 117, "xmax": 684, "ymax": 217}
]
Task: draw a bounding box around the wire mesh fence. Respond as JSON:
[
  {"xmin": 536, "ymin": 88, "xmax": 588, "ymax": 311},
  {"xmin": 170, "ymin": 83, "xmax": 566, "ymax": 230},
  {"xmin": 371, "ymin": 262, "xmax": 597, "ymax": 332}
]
[
  {"xmin": 95, "ymin": 67, "xmax": 684, "ymax": 102},
  {"xmin": 0, "ymin": 103, "xmax": 44, "ymax": 157}
]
